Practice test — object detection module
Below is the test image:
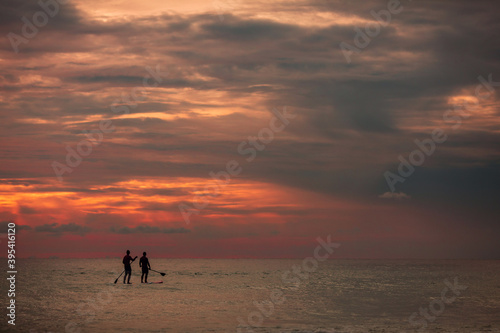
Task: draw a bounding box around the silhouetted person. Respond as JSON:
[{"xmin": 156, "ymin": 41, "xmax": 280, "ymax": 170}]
[
  {"xmin": 122, "ymin": 250, "xmax": 137, "ymax": 284},
  {"xmin": 139, "ymin": 252, "xmax": 151, "ymax": 283}
]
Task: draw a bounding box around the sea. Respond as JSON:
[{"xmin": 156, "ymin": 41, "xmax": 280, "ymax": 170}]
[{"xmin": 1, "ymin": 259, "xmax": 500, "ymax": 333}]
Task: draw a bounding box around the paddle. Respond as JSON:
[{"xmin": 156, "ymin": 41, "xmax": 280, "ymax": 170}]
[
  {"xmin": 114, "ymin": 270, "xmax": 125, "ymax": 284},
  {"xmin": 150, "ymin": 269, "xmax": 166, "ymax": 276}
]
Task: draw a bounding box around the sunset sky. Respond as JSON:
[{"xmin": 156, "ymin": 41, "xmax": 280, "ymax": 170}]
[{"xmin": 1, "ymin": 0, "xmax": 499, "ymax": 259}]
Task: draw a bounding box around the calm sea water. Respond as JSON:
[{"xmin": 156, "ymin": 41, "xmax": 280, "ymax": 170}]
[{"xmin": 1, "ymin": 259, "xmax": 500, "ymax": 333}]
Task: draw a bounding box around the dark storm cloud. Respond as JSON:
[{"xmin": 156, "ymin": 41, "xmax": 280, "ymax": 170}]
[
  {"xmin": 109, "ymin": 225, "xmax": 190, "ymax": 234},
  {"xmin": 201, "ymin": 201, "xmax": 322, "ymax": 217},
  {"xmin": 394, "ymin": 163, "xmax": 500, "ymax": 211},
  {"xmin": 34, "ymin": 222, "xmax": 90, "ymax": 234},
  {"xmin": 19, "ymin": 205, "xmax": 38, "ymax": 214},
  {"xmin": 0, "ymin": 0, "xmax": 82, "ymax": 30},
  {"xmin": 0, "ymin": 179, "xmax": 46, "ymax": 186},
  {"xmin": 0, "ymin": 220, "xmax": 32, "ymax": 231},
  {"xmin": 68, "ymin": 75, "xmax": 146, "ymax": 84},
  {"xmin": 200, "ymin": 18, "xmax": 300, "ymax": 41},
  {"xmin": 14, "ymin": 186, "xmax": 106, "ymax": 193},
  {"xmin": 137, "ymin": 203, "xmax": 179, "ymax": 212}
]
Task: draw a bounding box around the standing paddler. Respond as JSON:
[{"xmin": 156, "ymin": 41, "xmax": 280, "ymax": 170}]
[
  {"xmin": 122, "ymin": 250, "xmax": 137, "ymax": 284},
  {"xmin": 139, "ymin": 252, "xmax": 152, "ymax": 283}
]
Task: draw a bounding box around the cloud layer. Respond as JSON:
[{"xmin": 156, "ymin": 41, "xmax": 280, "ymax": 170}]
[{"xmin": 1, "ymin": 0, "xmax": 499, "ymax": 258}]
